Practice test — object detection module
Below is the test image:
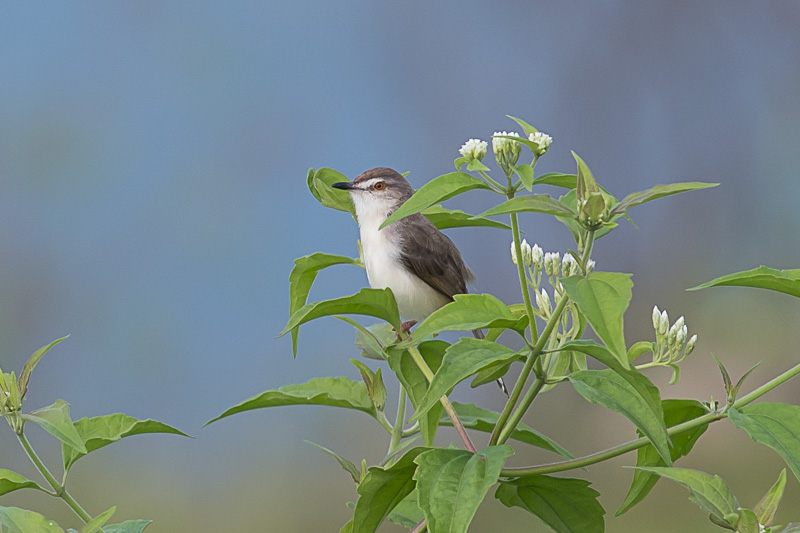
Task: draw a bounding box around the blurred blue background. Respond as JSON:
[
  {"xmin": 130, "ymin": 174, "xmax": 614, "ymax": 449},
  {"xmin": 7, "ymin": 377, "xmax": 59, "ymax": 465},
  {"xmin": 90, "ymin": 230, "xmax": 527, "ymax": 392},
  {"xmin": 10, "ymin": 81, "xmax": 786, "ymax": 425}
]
[{"xmin": 2, "ymin": 2, "xmax": 799, "ymax": 531}]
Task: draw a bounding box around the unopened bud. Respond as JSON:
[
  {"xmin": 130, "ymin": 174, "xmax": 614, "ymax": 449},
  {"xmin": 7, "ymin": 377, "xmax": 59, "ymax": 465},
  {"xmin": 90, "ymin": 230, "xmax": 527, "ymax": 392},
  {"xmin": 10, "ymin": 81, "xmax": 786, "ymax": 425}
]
[
  {"xmin": 686, "ymin": 334, "xmax": 698, "ymax": 355},
  {"xmin": 544, "ymin": 252, "xmax": 560, "ymax": 276},
  {"xmin": 536, "ymin": 288, "xmax": 552, "ymax": 313},
  {"xmin": 493, "ymin": 131, "xmax": 521, "ymax": 171},
  {"xmin": 652, "ymin": 306, "xmax": 661, "ymax": 331},
  {"xmin": 658, "ymin": 310, "xmax": 669, "ymax": 336},
  {"xmin": 521, "ymin": 239, "xmax": 532, "ymax": 267},
  {"xmin": 528, "ymin": 131, "xmax": 553, "ymax": 156},
  {"xmin": 676, "ymin": 325, "xmax": 688, "ymax": 347},
  {"xmin": 510, "ymin": 242, "xmax": 518, "ymax": 265},
  {"xmin": 668, "ymin": 323, "xmax": 678, "ymax": 346},
  {"xmin": 586, "ymin": 259, "xmax": 596, "ymax": 273},
  {"xmin": 531, "ymin": 244, "xmax": 544, "ymax": 271},
  {"xmin": 562, "ymin": 253, "xmax": 578, "ymax": 277}
]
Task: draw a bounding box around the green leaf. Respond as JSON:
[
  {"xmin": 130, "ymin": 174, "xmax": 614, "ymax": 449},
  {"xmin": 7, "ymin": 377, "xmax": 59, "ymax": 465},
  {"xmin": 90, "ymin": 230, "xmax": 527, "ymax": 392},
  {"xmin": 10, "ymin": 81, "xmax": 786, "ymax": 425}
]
[
  {"xmin": 0, "ymin": 469, "xmax": 46, "ymax": 496},
  {"xmin": 339, "ymin": 520, "xmax": 353, "ymax": 533},
  {"xmin": 728, "ymin": 403, "xmax": 800, "ymax": 482},
  {"xmin": 352, "ymin": 448, "xmax": 426, "ymax": 533},
  {"xmin": 18, "ymin": 336, "xmax": 68, "ymax": 398},
  {"xmin": 97, "ymin": 521, "xmax": 152, "ymax": 533},
  {"xmin": 610, "ymin": 182, "xmax": 719, "ymax": 216},
  {"xmin": 755, "ymin": 469, "xmax": 786, "ymax": 527},
  {"xmin": 0, "ymin": 506, "xmax": 65, "ymax": 533},
  {"xmin": 380, "ymin": 172, "xmax": 493, "ymax": 229},
  {"xmin": 617, "ymin": 399, "xmax": 710, "ymax": 515},
  {"xmin": 573, "ymin": 152, "xmax": 600, "ymax": 201},
  {"xmin": 351, "ymin": 321, "xmax": 396, "ymax": 360},
  {"xmin": 556, "ymin": 189, "xmax": 622, "ymax": 242},
  {"xmin": 206, "ymin": 376, "xmax": 376, "ymax": 425},
  {"xmin": 410, "ymin": 339, "xmax": 520, "ymax": 422},
  {"xmin": 387, "ymin": 341, "xmax": 446, "ymax": 447},
  {"xmin": 514, "ymin": 164, "xmax": 534, "ymax": 191},
  {"xmin": 387, "ymin": 490, "xmax": 424, "ymax": 529},
  {"xmin": 533, "ymin": 172, "xmax": 577, "ymax": 189},
  {"xmin": 406, "ymin": 294, "xmax": 525, "ymax": 343},
  {"xmin": 627, "ymin": 341, "xmax": 654, "ymax": 363},
  {"xmin": 414, "ymin": 445, "xmax": 513, "ymax": 533},
  {"xmin": 633, "ymin": 467, "xmax": 737, "ymax": 522},
  {"xmin": 289, "ymin": 253, "xmax": 361, "ymax": 356},
  {"xmin": 22, "ymin": 400, "xmax": 87, "ymax": 454},
  {"xmin": 62, "ymin": 414, "xmax": 189, "ymax": 475},
  {"xmin": 689, "ymin": 266, "xmax": 800, "ymax": 299},
  {"xmin": 443, "ymin": 402, "xmax": 573, "ymax": 459},
  {"xmin": 561, "ymin": 272, "xmax": 633, "ymax": 367},
  {"xmin": 78, "ymin": 506, "xmax": 115, "ymax": 533},
  {"xmin": 280, "ymin": 288, "xmax": 402, "ymax": 346},
  {"xmin": 496, "ymin": 475, "xmax": 605, "ymax": 533},
  {"xmin": 475, "ymin": 194, "xmax": 576, "ymax": 219},
  {"xmin": 421, "ymin": 205, "xmax": 510, "ymax": 231},
  {"xmin": 305, "ymin": 441, "xmax": 360, "ymax": 484},
  {"xmin": 569, "ymin": 369, "xmax": 671, "ymax": 464},
  {"xmin": 736, "ymin": 509, "xmax": 760, "ymax": 533},
  {"xmin": 308, "ymin": 167, "xmax": 356, "ymax": 217},
  {"xmin": 507, "ymin": 115, "xmax": 538, "ymax": 137}
]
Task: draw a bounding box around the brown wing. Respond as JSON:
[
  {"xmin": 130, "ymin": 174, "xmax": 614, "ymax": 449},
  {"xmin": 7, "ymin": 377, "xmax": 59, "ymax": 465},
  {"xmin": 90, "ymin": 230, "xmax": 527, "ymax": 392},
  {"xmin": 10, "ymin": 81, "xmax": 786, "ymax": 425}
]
[{"xmin": 399, "ymin": 213, "xmax": 474, "ymax": 300}]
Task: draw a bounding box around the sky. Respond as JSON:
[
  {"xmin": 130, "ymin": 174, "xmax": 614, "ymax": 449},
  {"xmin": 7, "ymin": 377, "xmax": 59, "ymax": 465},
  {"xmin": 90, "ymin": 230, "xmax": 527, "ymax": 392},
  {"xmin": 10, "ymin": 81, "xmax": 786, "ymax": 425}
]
[{"xmin": 1, "ymin": 2, "xmax": 799, "ymax": 532}]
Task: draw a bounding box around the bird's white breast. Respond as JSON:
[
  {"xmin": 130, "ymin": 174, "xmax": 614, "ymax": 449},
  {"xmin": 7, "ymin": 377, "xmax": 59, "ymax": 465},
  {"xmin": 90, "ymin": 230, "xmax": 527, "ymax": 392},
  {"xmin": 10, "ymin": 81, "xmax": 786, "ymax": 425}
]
[{"xmin": 351, "ymin": 195, "xmax": 449, "ymax": 322}]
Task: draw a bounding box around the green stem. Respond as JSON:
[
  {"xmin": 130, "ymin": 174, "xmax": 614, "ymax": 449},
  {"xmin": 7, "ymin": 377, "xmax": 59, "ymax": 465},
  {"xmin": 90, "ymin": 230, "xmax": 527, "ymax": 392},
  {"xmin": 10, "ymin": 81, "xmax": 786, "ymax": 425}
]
[
  {"xmin": 407, "ymin": 345, "xmax": 477, "ymax": 453},
  {"xmin": 477, "ymin": 170, "xmax": 506, "ymax": 193},
  {"xmin": 388, "ymin": 388, "xmax": 407, "ymax": 454},
  {"xmin": 375, "ymin": 411, "xmax": 395, "ymax": 434},
  {"xmin": 490, "ymin": 294, "xmax": 570, "ymax": 445},
  {"xmin": 502, "ymin": 362, "xmax": 800, "ymax": 477},
  {"xmin": 496, "ymin": 377, "xmax": 545, "ymax": 445},
  {"xmin": 510, "ymin": 211, "xmax": 538, "ymax": 344},
  {"xmin": 17, "ymin": 432, "xmax": 92, "ymax": 523},
  {"xmin": 410, "ymin": 518, "xmax": 427, "ymax": 533}
]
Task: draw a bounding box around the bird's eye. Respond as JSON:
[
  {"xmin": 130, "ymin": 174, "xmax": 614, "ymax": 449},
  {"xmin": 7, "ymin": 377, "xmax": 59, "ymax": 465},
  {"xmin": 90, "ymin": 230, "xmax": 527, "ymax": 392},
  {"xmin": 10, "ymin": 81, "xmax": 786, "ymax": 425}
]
[{"xmin": 372, "ymin": 181, "xmax": 385, "ymax": 191}]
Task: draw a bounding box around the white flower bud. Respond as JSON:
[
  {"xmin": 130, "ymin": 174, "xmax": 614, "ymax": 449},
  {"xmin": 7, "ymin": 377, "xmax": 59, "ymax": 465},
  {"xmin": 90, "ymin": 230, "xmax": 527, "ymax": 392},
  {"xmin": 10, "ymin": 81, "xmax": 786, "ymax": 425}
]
[
  {"xmin": 562, "ymin": 253, "xmax": 578, "ymax": 276},
  {"xmin": 510, "ymin": 241, "xmax": 518, "ymax": 265},
  {"xmin": 658, "ymin": 310, "xmax": 669, "ymax": 336},
  {"xmin": 521, "ymin": 239, "xmax": 532, "ymax": 267},
  {"xmin": 536, "ymin": 288, "xmax": 551, "ymax": 313},
  {"xmin": 544, "ymin": 252, "xmax": 560, "ymax": 276},
  {"xmin": 459, "ymin": 138, "xmax": 488, "ymax": 162},
  {"xmin": 586, "ymin": 259, "xmax": 596, "ymax": 273},
  {"xmin": 686, "ymin": 334, "xmax": 698, "ymax": 355},
  {"xmin": 528, "ymin": 131, "xmax": 553, "ymax": 156},
  {"xmin": 652, "ymin": 306, "xmax": 661, "ymax": 331},
  {"xmin": 492, "ymin": 131, "xmax": 521, "ymax": 168},
  {"xmin": 531, "ymin": 244, "xmax": 544, "ymax": 271},
  {"xmin": 674, "ymin": 316, "xmax": 685, "ymax": 333},
  {"xmin": 677, "ymin": 325, "xmax": 688, "ymax": 347},
  {"xmin": 668, "ymin": 323, "xmax": 678, "ymax": 346}
]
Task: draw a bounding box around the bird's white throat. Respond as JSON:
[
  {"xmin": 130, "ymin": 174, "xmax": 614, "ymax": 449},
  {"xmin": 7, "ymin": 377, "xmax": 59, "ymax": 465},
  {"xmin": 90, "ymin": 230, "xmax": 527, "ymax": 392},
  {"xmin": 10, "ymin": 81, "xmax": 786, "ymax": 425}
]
[{"xmin": 351, "ymin": 194, "xmax": 450, "ymax": 322}]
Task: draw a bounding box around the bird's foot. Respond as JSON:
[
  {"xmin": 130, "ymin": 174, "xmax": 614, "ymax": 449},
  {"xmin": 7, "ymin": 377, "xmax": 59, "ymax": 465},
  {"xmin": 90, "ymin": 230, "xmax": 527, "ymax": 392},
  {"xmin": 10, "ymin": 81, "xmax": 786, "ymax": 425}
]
[{"xmin": 394, "ymin": 320, "xmax": 418, "ymax": 340}]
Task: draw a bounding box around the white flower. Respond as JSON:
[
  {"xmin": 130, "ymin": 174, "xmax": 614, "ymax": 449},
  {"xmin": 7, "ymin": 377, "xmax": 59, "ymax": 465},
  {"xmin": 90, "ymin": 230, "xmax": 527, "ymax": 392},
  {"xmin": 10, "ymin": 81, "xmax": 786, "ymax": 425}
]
[
  {"xmin": 521, "ymin": 239, "xmax": 532, "ymax": 267},
  {"xmin": 510, "ymin": 241, "xmax": 518, "ymax": 265},
  {"xmin": 562, "ymin": 253, "xmax": 578, "ymax": 276},
  {"xmin": 544, "ymin": 252, "xmax": 560, "ymax": 276},
  {"xmin": 459, "ymin": 138, "xmax": 488, "ymax": 161},
  {"xmin": 492, "ymin": 131, "xmax": 521, "ymax": 168},
  {"xmin": 531, "ymin": 244, "xmax": 544, "ymax": 271},
  {"xmin": 686, "ymin": 334, "xmax": 698, "ymax": 355},
  {"xmin": 528, "ymin": 131, "xmax": 553, "ymax": 155},
  {"xmin": 677, "ymin": 325, "xmax": 688, "ymax": 346},
  {"xmin": 536, "ymin": 288, "xmax": 552, "ymax": 313},
  {"xmin": 658, "ymin": 310, "xmax": 669, "ymax": 336},
  {"xmin": 586, "ymin": 259, "xmax": 596, "ymax": 273}
]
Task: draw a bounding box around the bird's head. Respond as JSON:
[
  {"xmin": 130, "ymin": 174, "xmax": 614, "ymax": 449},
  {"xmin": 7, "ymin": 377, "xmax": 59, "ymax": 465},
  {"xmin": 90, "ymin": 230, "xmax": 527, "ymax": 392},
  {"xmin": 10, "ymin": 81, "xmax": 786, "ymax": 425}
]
[{"xmin": 332, "ymin": 167, "xmax": 413, "ymax": 221}]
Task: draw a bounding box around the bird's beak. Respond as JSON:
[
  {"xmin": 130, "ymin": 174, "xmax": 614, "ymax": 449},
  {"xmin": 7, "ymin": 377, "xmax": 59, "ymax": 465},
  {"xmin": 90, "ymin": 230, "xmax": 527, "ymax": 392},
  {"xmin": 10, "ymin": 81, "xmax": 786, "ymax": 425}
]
[{"xmin": 332, "ymin": 181, "xmax": 356, "ymax": 190}]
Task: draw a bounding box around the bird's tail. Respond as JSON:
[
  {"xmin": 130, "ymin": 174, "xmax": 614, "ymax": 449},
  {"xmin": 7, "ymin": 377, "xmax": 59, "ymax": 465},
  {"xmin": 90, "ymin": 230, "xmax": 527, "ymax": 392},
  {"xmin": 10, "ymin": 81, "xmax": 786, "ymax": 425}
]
[{"xmin": 472, "ymin": 329, "xmax": 509, "ymax": 397}]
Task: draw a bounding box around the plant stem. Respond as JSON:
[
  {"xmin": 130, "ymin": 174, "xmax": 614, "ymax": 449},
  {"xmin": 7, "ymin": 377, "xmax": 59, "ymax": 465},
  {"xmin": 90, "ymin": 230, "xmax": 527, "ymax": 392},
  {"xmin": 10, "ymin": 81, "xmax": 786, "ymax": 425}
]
[
  {"xmin": 406, "ymin": 345, "xmax": 477, "ymax": 453},
  {"xmin": 490, "ymin": 294, "xmax": 570, "ymax": 445},
  {"xmin": 501, "ymin": 362, "xmax": 800, "ymax": 477},
  {"xmin": 410, "ymin": 518, "xmax": 428, "ymax": 533},
  {"xmin": 388, "ymin": 388, "xmax": 407, "ymax": 454},
  {"xmin": 477, "ymin": 170, "xmax": 506, "ymax": 193},
  {"xmin": 510, "ymin": 211, "xmax": 538, "ymax": 344},
  {"xmin": 17, "ymin": 431, "xmax": 92, "ymax": 523},
  {"xmin": 496, "ymin": 377, "xmax": 545, "ymax": 445}
]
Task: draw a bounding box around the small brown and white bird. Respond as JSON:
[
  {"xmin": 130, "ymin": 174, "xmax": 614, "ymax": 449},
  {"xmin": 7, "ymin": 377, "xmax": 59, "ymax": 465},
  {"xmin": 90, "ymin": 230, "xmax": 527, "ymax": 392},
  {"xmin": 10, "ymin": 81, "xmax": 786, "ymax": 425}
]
[{"xmin": 333, "ymin": 167, "xmax": 507, "ymax": 394}]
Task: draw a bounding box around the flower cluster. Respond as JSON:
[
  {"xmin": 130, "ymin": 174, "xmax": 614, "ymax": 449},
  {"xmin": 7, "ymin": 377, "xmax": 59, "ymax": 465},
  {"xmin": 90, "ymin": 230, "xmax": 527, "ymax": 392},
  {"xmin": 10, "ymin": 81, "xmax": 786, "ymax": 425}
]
[
  {"xmin": 528, "ymin": 131, "xmax": 552, "ymax": 156},
  {"xmin": 492, "ymin": 131, "xmax": 522, "ymax": 175},
  {"xmin": 459, "ymin": 138, "xmax": 488, "ymax": 162},
  {"xmin": 640, "ymin": 306, "xmax": 697, "ymax": 380}
]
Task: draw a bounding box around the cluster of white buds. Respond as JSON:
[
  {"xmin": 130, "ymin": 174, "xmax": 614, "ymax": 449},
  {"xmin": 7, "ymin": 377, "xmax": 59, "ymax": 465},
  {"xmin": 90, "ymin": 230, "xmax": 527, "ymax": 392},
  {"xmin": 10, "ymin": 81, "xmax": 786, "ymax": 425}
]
[
  {"xmin": 528, "ymin": 131, "xmax": 553, "ymax": 156},
  {"xmin": 492, "ymin": 131, "xmax": 522, "ymax": 172},
  {"xmin": 510, "ymin": 239, "xmax": 534, "ymax": 267},
  {"xmin": 459, "ymin": 138, "xmax": 488, "ymax": 162},
  {"xmin": 649, "ymin": 306, "xmax": 698, "ymax": 368},
  {"xmin": 544, "ymin": 252, "xmax": 560, "ymax": 277},
  {"xmin": 561, "ymin": 253, "xmax": 580, "ymax": 277},
  {"xmin": 531, "ymin": 243, "xmax": 544, "ymax": 271},
  {"xmin": 536, "ymin": 288, "xmax": 552, "ymax": 316}
]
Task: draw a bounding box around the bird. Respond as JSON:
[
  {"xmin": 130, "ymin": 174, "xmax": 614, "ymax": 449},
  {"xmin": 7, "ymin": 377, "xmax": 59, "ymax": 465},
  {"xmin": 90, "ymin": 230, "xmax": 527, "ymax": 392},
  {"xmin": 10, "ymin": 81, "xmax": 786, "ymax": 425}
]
[{"xmin": 332, "ymin": 167, "xmax": 508, "ymax": 395}]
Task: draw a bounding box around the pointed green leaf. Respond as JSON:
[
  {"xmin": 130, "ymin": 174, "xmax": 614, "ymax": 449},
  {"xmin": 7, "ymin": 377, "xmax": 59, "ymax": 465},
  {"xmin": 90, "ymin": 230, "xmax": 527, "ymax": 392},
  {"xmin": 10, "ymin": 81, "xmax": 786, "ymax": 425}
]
[
  {"xmin": 387, "ymin": 490, "xmax": 424, "ymax": 529},
  {"xmin": 305, "ymin": 441, "xmax": 360, "ymax": 484},
  {"xmin": 533, "ymin": 173, "xmax": 577, "ymax": 189},
  {"xmin": 475, "ymin": 194, "xmax": 576, "ymax": 219},
  {"xmin": 496, "ymin": 475, "xmax": 605, "ymax": 533},
  {"xmin": 514, "ymin": 164, "xmax": 534, "ymax": 191},
  {"xmin": 414, "ymin": 445, "xmax": 513, "ymax": 533},
  {"xmin": 507, "ymin": 115, "xmax": 538, "ymax": 136},
  {"xmin": 22, "ymin": 400, "xmax": 87, "ymax": 454},
  {"xmin": 633, "ymin": 467, "xmax": 737, "ymax": 521},
  {"xmin": 410, "ymin": 339, "xmax": 520, "ymax": 422},
  {"xmin": 280, "ymin": 288, "xmax": 402, "ymax": 343},
  {"xmin": 728, "ymin": 403, "xmax": 800, "ymax": 482},
  {"xmin": 309, "ymin": 167, "xmax": 355, "ymax": 216},
  {"xmin": 569, "ymin": 369, "xmax": 671, "ymax": 464},
  {"xmin": 0, "ymin": 469, "xmax": 46, "ymax": 496},
  {"xmin": 62, "ymin": 414, "xmax": 189, "ymax": 475},
  {"xmin": 0, "ymin": 506, "xmax": 65, "ymax": 533},
  {"xmin": 421, "ymin": 205, "xmax": 510, "ymax": 230},
  {"xmin": 443, "ymin": 402, "xmax": 573, "ymax": 459},
  {"xmin": 755, "ymin": 469, "xmax": 786, "ymax": 527},
  {"xmin": 610, "ymin": 182, "xmax": 719, "ymax": 216},
  {"xmin": 78, "ymin": 506, "xmax": 115, "ymax": 533},
  {"xmin": 352, "ymin": 448, "xmax": 426, "ymax": 533},
  {"xmin": 556, "ymin": 189, "xmax": 621, "ymax": 242},
  {"xmin": 387, "ymin": 341, "xmax": 446, "ymax": 446},
  {"xmin": 19, "ymin": 336, "xmax": 68, "ymax": 398},
  {"xmin": 406, "ymin": 294, "xmax": 525, "ymax": 343},
  {"xmin": 206, "ymin": 377, "xmax": 376, "ymax": 425},
  {"xmin": 736, "ymin": 509, "xmax": 760, "ymax": 533},
  {"xmin": 561, "ymin": 272, "xmax": 633, "ymax": 367},
  {"xmin": 289, "ymin": 253, "xmax": 361, "ymax": 356},
  {"xmin": 350, "ymin": 321, "xmax": 396, "ymax": 360},
  {"xmin": 96, "ymin": 520, "xmax": 151, "ymax": 533},
  {"xmin": 573, "ymin": 151, "xmax": 600, "ymax": 202},
  {"xmin": 627, "ymin": 341, "xmax": 654, "ymax": 363},
  {"xmin": 380, "ymin": 172, "xmax": 493, "ymax": 229},
  {"xmin": 617, "ymin": 399, "xmax": 710, "ymax": 515},
  {"xmin": 689, "ymin": 266, "xmax": 800, "ymax": 299}
]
